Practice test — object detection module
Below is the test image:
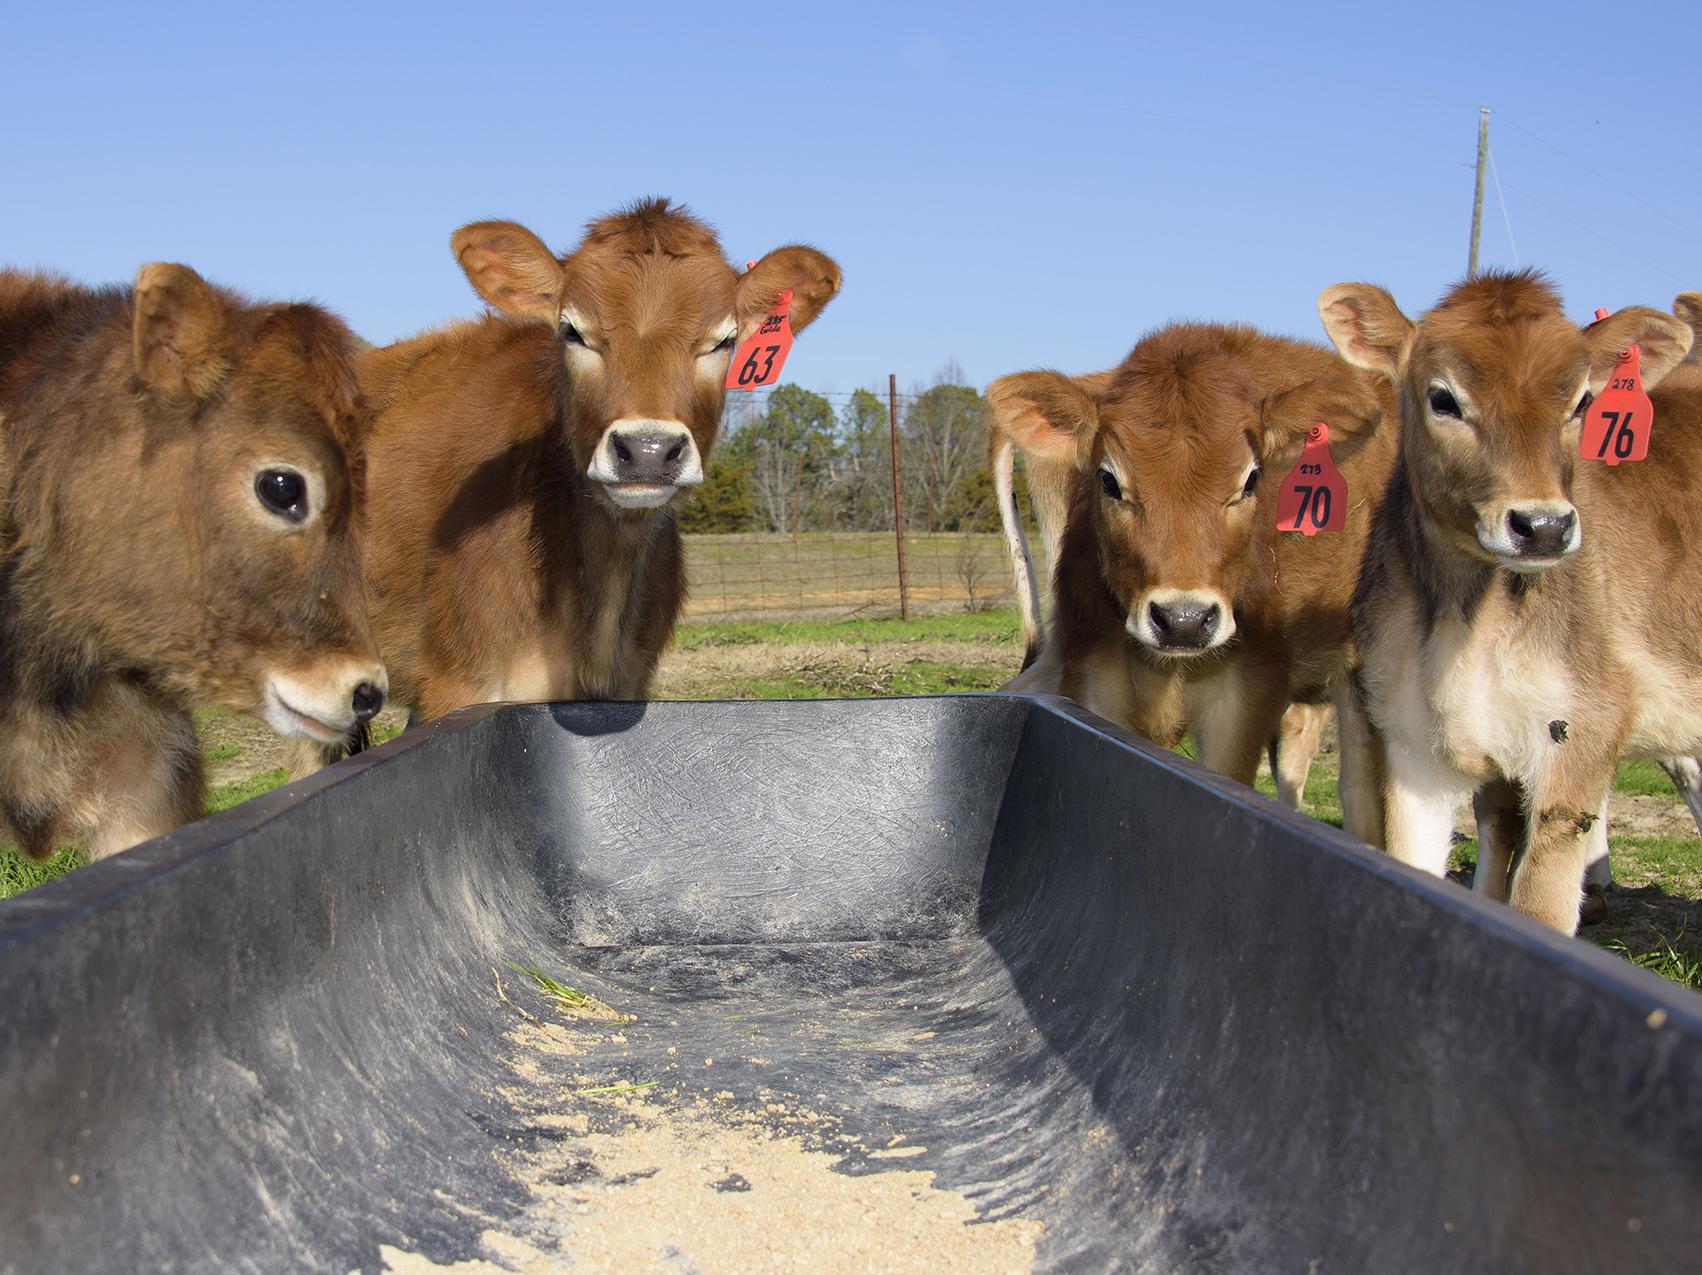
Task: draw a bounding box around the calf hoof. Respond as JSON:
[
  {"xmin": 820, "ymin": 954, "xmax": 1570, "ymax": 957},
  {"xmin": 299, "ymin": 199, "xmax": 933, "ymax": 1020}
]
[{"xmin": 1579, "ymin": 883, "xmax": 1610, "ymax": 927}]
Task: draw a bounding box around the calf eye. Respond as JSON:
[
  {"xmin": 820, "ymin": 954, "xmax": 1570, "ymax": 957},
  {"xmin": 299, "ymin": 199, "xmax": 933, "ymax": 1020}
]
[
  {"xmin": 255, "ymin": 468, "xmax": 308, "ymax": 523},
  {"xmin": 560, "ymin": 321, "xmax": 588, "ymax": 347},
  {"xmin": 1099, "ymin": 468, "xmax": 1121, "ymax": 500},
  {"xmin": 1427, "ymin": 386, "xmax": 1463, "ymax": 418},
  {"xmin": 1241, "ymin": 466, "xmax": 1262, "ymax": 498}
]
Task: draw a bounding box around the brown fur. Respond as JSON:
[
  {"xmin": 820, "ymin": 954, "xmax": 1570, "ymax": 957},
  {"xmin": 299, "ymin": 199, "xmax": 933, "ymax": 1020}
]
[
  {"xmin": 0, "ymin": 266, "xmax": 381, "ymax": 859},
  {"xmin": 342, "ymin": 199, "xmax": 840, "ymax": 731},
  {"xmin": 1323, "ymin": 270, "xmax": 1699, "ymax": 933},
  {"xmin": 992, "ymin": 323, "xmax": 1398, "ymax": 838}
]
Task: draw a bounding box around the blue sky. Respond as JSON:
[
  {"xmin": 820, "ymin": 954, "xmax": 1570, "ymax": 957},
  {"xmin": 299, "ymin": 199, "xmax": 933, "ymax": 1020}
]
[{"xmin": 4, "ymin": 1, "xmax": 1698, "ymax": 397}]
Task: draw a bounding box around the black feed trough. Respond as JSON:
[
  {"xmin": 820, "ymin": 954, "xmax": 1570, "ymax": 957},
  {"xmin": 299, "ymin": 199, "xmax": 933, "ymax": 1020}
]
[{"xmin": 2, "ymin": 695, "xmax": 1700, "ymax": 1273}]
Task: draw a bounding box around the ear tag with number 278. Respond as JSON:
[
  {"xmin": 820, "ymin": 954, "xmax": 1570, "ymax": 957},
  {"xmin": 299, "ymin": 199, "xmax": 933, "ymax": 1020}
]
[
  {"xmin": 1581, "ymin": 307, "xmax": 1652, "ymax": 465},
  {"xmin": 725, "ymin": 288, "xmax": 794, "ymax": 391},
  {"xmin": 1276, "ymin": 422, "xmax": 1346, "ymax": 536}
]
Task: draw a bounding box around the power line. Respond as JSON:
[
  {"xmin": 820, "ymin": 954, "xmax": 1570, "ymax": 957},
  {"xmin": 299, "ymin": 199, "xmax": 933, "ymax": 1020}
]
[
  {"xmin": 1496, "ymin": 112, "xmax": 1702, "ymax": 246},
  {"xmin": 1486, "ymin": 142, "xmax": 1520, "ymax": 269},
  {"xmin": 1498, "ymin": 176, "xmax": 1686, "ymax": 287}
]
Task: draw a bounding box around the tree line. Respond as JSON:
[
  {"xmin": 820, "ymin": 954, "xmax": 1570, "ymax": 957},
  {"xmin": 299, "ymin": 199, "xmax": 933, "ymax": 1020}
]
[{"xmin": 680, "ymin": 365, "xmax": 1030, "ymax": 536}]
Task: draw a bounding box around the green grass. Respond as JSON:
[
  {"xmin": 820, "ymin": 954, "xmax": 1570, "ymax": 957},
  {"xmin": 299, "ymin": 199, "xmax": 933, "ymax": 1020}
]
[
  {"xmin": 676, "ymin": 608, "xmax": 1020, "ymax": 650},
  {"xmin": 1615, "ymin": 760, "xmax": 1683, "ymax": 798},
  {"xmin": 506, "ymin": 959, "xmax": 594, "ymax": 1009},
  {"xmin": 1606, "ymin": 930, "xmax": 1702, "ymax": 991},
  {"xmin": 205, "ymin": 767, "xmax": 289, "ymax": 814},
  {"xmin": 0, "ymin": 845, "xmax": 86, "ymax": 896},
  {"xmin": 1252, "ymin": 766, "xmax": 1344, "ymax": 828},
  {"xmin": 205, "ymin": 742, "xmax": 243, "ymax": 763}
]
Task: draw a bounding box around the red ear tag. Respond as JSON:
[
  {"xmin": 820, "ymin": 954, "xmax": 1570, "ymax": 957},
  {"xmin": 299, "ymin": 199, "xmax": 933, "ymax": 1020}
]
[
  {"xmin": 725, "ymin": 288, "xmax": 794, "ymax": 391},
  {"xmin": 1581, "ymin": 342, "xmax": 1651, "ymax": 465},
  {"xmin": 1276, "ymin": 423, "xmax": 1347, "ymax": 535}
]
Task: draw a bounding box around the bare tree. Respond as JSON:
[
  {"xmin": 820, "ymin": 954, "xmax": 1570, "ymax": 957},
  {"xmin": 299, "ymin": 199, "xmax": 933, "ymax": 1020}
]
[
  {"xmin": 902, "ymin": 362, "xmax": 990, "ymax": 533},
  {"xmin": 955, "ymin": 532, "xmax": 994, "ymax": 612}
]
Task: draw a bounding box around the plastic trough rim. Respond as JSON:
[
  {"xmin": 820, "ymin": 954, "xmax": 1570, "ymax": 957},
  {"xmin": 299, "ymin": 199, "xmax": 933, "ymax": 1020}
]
[{"xmin": 0, "ymin": 691, "xmax": 1695, "ymax": 1039}]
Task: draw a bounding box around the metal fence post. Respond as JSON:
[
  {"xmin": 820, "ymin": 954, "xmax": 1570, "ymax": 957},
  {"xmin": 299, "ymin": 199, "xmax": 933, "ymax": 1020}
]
[{"xmin": 888, "ymin": 373, "xmax": 910, "ymax": 621}]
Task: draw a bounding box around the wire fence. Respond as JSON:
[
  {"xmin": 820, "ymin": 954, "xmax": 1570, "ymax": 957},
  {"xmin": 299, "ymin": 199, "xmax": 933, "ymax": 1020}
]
[
  {"xmin": 677, "ymin": 376, "xmax": 1049, "ymax": 622},
  {"xmin": 681, "ymin": 530, "xmax": 1036, "ymax": 623}
]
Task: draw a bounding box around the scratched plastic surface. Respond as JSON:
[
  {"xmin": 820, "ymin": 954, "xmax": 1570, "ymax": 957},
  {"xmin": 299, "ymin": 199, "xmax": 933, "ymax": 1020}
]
[{"xmin": 3, "ymin": 697, "xmax": 1701, "ymax": 1274}]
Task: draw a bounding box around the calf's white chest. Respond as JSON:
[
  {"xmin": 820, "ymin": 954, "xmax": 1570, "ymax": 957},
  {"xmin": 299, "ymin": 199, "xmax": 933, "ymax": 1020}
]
[{"xmin": 1421, "ymin": 614, "xmax": 1574, "ymax": 782}]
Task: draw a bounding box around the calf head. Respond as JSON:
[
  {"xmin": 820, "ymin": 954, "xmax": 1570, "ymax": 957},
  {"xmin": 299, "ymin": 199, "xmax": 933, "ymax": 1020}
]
[
  {"xmin": 451, "ymin": 200, "xmax": 840, "ymax": 514},
  {"xmin": 1321, "ymin": 272, "xmax": 1691, "ymax": 571},
  {"xmin": 990, "ymin": 326, "xmax": 1378, "ymax": 657},
  {"xmin": 99, "ymin": 264, "xmax": 385, "ymax": 741}
]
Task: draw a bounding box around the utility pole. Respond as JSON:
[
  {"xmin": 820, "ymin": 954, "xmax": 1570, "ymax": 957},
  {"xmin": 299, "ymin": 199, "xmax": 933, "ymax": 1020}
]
[
  {"xmin": 888, "ymin": 373, "xmax": 910, "ymax": 621},
  {"xmin": 1468, "ymin": 107, "xmax": 1490, "ymax": 278}
]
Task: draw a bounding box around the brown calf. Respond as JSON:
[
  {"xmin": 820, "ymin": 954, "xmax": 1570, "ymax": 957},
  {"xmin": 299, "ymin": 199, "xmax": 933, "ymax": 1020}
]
[
  {"xmin": 0, "ymin": 265, "xmax": 384, "ymax": 860},
  {"xmin": 995, "ymin": 387, "xmax": 1343, "ymax": 816},
  {"xmin": 347, "ymin": 199, "xmax": 839, "ymax": 729},
  {"xmin": 1578, "ymin": 292, "xmax": 1702, "ymax": 913},
  {"xmin": 1657, "ymin": 293, "xmax": 1702, "ymax": 835},
  {"xmin": 992, "ymin": 324, "xmax": 1398, "ymax": 839},
  {"xmin": 1321, "ymin": 271, "xmax": 1698, "ymax": 933}
]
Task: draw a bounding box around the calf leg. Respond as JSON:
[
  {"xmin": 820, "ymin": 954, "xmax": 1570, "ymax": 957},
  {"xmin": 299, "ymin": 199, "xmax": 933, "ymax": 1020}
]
[
  {"xmin": 1382, "ymin": 737, "xmax": 1473, "ymax": 877},
  {"xmin": 1269, "ymin": 704, "xmax": 1326, "ymax": 811},
  {"xmin": 1512, "ymin": 767, "xmax": 1616, "ymax": 936},
  {"xmin": 1661, "ymin": 756, "xmax": 1702, "ymax": 837},
  {"xmin": 1335, "ymin": 682, "xmax": 1386, "ymax": 847},
  {"xmin": 76, "ymin": 690, "xmax": 204, "ymax": 861},
  {"xmin": 1579, "ymin": 793, "xmax": 1613, "ymax": 925},
  {"xmin": 1195, "ymin": 665, "xmax": 1289, "ymax": 790},
  {"xmin": 1471, "ymin": 777, "xmax": 1523, "ymax": 902}
]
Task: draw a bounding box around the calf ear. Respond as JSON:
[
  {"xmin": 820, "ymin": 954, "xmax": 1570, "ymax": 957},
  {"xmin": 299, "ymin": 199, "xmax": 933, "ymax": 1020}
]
[
  {"xmin": 738, "ymin": 247, "xmax": 841, "ymax": 337},
  {"xmin": 1585, "ymin": 306, "xmax": 1693, "ymax": 392},
  {"xmin": 133, "ymin": 263, "xmax": 229, "ymax": 401},
  {"xmin": 987, "ymin": 370, "xmax": 1103, "ymax": 469},
  {"xmin": 1672, "ymin": 292, "xmax": 1702, "ymax": 354},
  {"xmin": 1318, "ymin": 284, "xmax": 1414, "ymax": 380},
  {"xmin": 1259, "ymin": 375, "xmax": 1388, "ymax": 474},
  {"xmin": 451, "ymin": 221, "xmax": 565, "ymax": 324}
]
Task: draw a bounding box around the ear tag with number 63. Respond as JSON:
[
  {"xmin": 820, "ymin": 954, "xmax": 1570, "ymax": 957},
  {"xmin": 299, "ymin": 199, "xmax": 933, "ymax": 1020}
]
[
  {"xmin": 1276, "ymin": 422, "xmax": 1347, "ymax": 536},
  {"xmin": 1581, "ymin": 308, "xmax": 1652, "ymax": 465},
  {"xmin": 725, "ymin": 288, "xmax": 794, "ymax": 391}
]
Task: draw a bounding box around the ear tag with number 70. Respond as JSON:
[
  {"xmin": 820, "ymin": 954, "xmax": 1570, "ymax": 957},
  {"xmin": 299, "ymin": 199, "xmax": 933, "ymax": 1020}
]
[
  {"xmin": 725, "ymin": 288, "xmax": 794, "ymax": 391},
  {"xmin": 1276, "ymin": 422, "xmax": 1347, "ymax": 535},
  {"xmin": 1581, "ymin": 307, "xmax": 1652, "ymax": 465}
]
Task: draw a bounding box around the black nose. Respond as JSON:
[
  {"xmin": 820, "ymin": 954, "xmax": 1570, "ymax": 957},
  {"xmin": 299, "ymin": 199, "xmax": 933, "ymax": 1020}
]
[
  {"xmin": 351, "ymin": 681, "xmax": 385, "ymax": 722},
  {"xmin": 1148, "ymin": 600, "xmax": 1221, "ymax": 649},
  {"xmin": 609, "ymin": 429, "xmax": 687, "ymax": 485},
  {"xmin": 1506, "ymin": 507, "xmax": 1576, "ymax": 557}
]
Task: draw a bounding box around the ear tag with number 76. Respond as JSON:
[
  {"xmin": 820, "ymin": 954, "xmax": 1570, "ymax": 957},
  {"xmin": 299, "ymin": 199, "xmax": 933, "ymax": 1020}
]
[
  {"xmin": 725, "ymin": 288, "xmax": 794, "ymax": 391},
  {"xmin": 1581, "ymin": 307, "xmax": 1652, "ymax": 465},
  {"xmin": 1276, "ymin": 422, "xmax": 1347, "ymax": 535}
]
